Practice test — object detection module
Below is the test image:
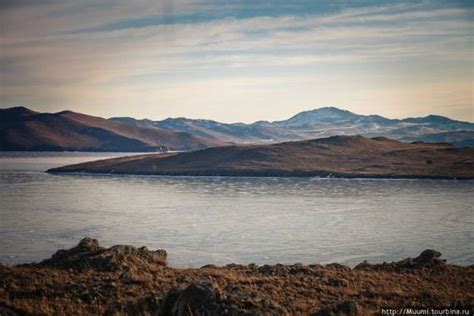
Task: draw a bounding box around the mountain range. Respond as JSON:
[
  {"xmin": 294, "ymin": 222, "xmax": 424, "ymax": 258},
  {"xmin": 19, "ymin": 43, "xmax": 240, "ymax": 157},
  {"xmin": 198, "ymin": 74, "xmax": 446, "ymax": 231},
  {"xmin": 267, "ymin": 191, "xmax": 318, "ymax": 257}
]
[
  {"xmin": 112, "ymin": 106, "xmax": 474, "ymax": 147},
  {"xmin": 0, "ymin": 107, "xmax": 220, "ymax": 152},
  {"xmin": 1, "ymin": 106, "xmax": 473, "ymax": 151}
]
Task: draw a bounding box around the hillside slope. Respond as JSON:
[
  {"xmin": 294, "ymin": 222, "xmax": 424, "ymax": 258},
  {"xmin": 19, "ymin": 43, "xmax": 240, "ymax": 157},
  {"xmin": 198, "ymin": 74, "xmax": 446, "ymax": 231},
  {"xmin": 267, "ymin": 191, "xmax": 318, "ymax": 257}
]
[
  {"xmin": 48, "ymin": 135, "xmax": 474, "ymax": 179},
  {"xmin": 404, "ymin": 130, "xmax": 474, "ymax": 148},
  {"xmin": 1, "ymin": 238, "xmax": 472, "ymax": 315},
  {"xmin": 0, "ymin": 107, "xmax": 221, "ymax": 152}
]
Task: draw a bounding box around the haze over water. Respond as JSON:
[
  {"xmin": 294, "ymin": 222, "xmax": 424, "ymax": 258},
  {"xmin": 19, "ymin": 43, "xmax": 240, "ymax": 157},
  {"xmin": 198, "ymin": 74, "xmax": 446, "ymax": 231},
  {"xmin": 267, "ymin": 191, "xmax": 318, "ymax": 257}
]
[{"xmin": 1, "ymin": 152, "xmax": 473, "ymax": 268}]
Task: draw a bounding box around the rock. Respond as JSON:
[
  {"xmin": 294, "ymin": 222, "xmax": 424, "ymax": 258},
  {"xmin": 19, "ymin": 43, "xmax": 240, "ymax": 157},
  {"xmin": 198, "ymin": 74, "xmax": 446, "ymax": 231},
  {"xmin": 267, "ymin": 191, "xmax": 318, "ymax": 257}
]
[
  {"xmin": 327, "ymin": 277, "xmax": 348, "ymax": 288},
  {"xmin": 159, "ymin": 283, "xmax": 225, "ymax": 316},
  {"xmin": 401, "ymin": 249, "xmax": 446, "ymax": 269},
  {"xmin": 355, "ymin": 250, "xmax": 446, "ymax": 271},
  {"xmin": 354, "ymin": 260, "xmax": 371, "ymax": 270},
  {"xmin": 337, "ymin": 301, "xmax": 358, "ymax": 315},
  {"xmin": 77, "ymin": 237, "xmax": 101, "ymax": 252},
  {"xmin": 415, "ymin": 249, "xmax": 442, "ymax": 263},
  {"xmin": 200, "ymin": 264, "xmax": 217, "ymax": 269},
  {"xmin": 121, "ymin": 271, "xmax": 145, "ymax": 284},
  {"xmin": 40, "ymin": 237, "xmax": 167, "ymax": 272},
  {"xmin": 312, "ymin": 301, "xmax": 359, "ymax": 316},
  {"xmin": 258, "ymin": 264, "xmax": 290, "ymax": 276},
  {"xmin": 0, "ymin": 305, "xmax": 20, "ymax": 316},
  {"xmin": 325, "ymin": 263, "xmax": 351, "ymax": 272}
]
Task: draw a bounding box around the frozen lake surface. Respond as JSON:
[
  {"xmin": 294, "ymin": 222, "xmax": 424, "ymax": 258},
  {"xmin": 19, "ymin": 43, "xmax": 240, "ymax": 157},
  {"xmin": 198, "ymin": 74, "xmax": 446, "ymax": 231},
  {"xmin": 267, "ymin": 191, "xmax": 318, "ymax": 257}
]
[{"xmin": 1, "ymin": 152, "xmax": 473, "ymax": 267}]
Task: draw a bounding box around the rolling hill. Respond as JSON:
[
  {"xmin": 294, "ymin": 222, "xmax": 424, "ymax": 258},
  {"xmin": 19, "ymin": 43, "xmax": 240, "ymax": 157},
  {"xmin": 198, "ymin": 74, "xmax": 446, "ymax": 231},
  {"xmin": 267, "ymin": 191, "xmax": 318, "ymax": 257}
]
[
  {"xmin": 0, "ymin": 107, "xmax": 221, "ymax": 152},
  {"xmin": 48, "ymin": 135, "xmax": 474, "ymax": 179},
  {"xmin": 403, "ymin": 130, "xmax": 474, "ymax": 148}
]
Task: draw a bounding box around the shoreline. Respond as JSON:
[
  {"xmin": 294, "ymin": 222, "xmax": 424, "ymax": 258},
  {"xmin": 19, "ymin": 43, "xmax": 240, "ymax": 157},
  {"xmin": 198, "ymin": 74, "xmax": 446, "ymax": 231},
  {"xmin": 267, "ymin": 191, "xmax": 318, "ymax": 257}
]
[{"xmin": 1, "ymin": 238, "xmax": 473, "ymax": 315}]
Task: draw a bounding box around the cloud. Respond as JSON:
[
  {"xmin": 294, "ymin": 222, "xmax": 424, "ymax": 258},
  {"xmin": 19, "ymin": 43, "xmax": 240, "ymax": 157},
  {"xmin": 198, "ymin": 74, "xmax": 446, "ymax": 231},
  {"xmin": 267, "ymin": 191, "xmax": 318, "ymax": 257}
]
[{"xmin": 1, "ymin": 1, "xmax": 472, "ymax": 122}]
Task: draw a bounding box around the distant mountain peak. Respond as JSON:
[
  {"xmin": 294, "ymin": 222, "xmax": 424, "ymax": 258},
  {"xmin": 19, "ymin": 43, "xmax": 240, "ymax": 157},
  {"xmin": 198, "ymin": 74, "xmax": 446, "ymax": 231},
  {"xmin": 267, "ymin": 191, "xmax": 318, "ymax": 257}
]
[
  {"xmin": 281, "ymin": 106, "xmax": 357, "ymax": 125},
  {"xmin": 301, "ymin": 106, "xmax": 352, "ymax": 114},
  {"xmin": 0, "ymin": 107, "xmax": 38, "ymax": 124},
  {"xmin": 314, "ymin": 106, "xmax": 350, "ymax": 112},
  {"xmin": 402, "ymin": 114, "xmax": 468, "ymax": 125},
  {"xmin": 2, "ymin": 106, "xmax": 37, "ymax": 116},
  {"xmin": 57, "ymin": 110, "xmax": 76, "ymax": 115}
]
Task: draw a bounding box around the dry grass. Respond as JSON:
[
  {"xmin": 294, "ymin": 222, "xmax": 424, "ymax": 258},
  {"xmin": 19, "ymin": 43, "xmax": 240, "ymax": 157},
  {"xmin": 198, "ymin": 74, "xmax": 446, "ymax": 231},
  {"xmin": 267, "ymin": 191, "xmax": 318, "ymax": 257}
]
[
  {"xmin": 1, "ymin": 238, "xmax": 473, "ymax": 315},
  {"xmin": 50, "ymin": 136, "xmax": 474, "ymax": 179}
]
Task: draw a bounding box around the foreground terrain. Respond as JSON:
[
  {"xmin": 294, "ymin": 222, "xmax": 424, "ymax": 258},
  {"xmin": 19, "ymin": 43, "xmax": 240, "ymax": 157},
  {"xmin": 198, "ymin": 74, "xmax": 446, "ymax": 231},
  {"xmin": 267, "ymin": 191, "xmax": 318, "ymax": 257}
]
[
  {"xmin": 0, "ymin": 238, "xmax": 472, "ymax": 315},
  {"xmin": 49, "ymin": 135, "xmax": 474, "ymax": 179}
]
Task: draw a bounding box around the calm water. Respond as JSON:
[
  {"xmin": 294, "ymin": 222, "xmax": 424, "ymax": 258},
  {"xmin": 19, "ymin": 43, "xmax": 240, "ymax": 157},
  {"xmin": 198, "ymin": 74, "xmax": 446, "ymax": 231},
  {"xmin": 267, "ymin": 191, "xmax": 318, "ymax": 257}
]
[{"xmin": 0, "ymin": 152, "xmax": 473, "ymax": 268}]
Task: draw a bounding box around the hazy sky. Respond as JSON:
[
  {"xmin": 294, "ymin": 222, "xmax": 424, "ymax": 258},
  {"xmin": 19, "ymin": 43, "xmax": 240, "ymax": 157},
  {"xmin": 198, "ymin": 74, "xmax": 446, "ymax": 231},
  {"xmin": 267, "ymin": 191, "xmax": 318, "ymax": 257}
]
[{"xmin": 1, "ymin": 0, "xmax": 473, "ymax": 123}]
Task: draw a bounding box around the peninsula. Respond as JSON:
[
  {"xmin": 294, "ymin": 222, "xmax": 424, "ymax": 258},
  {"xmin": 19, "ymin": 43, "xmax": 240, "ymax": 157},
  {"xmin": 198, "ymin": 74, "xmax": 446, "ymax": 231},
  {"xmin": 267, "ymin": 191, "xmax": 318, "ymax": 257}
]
[{"xmin": 48, "ymin": 135, "xmax": 474, "ymax": 179}]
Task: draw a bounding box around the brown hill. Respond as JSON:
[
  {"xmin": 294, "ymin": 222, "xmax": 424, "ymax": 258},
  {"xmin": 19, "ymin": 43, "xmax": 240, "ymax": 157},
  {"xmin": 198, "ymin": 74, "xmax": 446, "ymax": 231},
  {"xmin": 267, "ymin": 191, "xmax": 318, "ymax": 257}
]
[
  {"xmin": 0, "ymin": 107, "xmax": 222, "ymax": 152},
  {"xmin": 1, "ymin": 238, "xmax": 473, "ymax": 315},
  {"xmin": 48, "ymin": 135, "xmax": 474, "ymax": 179}
]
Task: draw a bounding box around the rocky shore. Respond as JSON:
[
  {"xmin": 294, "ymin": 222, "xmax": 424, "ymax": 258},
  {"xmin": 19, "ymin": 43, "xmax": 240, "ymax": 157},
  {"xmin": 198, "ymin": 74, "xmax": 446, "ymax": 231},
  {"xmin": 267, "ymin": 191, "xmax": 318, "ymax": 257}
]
[{"xmin": 1, "ymin": 238, "xmax": 473, "ymax": 315}]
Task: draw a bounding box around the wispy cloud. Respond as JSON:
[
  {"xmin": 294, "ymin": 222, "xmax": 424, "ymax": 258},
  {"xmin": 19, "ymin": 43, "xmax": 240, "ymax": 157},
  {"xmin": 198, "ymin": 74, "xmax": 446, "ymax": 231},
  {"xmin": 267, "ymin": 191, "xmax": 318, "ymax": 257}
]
[{"xmin": 1, "ymin": 1, "xmax": 472, "ymax": 122}]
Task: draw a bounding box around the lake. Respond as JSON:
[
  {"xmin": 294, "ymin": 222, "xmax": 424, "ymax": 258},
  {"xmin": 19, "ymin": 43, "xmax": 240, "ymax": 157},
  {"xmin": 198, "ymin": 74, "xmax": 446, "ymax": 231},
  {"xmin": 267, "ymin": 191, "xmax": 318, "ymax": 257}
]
[{"xmin": 0, "ymin": 152, "xmax": 473, "ymax": 268}]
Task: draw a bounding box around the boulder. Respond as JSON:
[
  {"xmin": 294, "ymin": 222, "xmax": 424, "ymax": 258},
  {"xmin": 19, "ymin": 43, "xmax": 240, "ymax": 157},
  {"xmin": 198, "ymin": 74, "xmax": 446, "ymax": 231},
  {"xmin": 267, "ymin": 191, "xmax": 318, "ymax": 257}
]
[
  {"xmin": 159, "ymin": 283, "xmax": 231, "ymax": 316},
  {"xmin": 40, "ymin": 237, "xmax": 167, "ymax": 272},
  {"xmin": 312, "ymin": 301, "xmax": 359, "ymax": 316}
]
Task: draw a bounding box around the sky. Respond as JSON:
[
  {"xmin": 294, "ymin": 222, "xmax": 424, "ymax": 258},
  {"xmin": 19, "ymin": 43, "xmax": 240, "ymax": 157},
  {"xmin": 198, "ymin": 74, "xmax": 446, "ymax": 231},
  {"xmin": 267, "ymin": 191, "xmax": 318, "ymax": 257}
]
[{"xmin": 0, "ymin": 0, "xmax": 473, "ymax": 123}]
